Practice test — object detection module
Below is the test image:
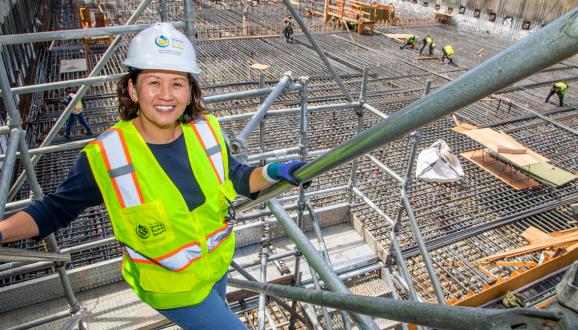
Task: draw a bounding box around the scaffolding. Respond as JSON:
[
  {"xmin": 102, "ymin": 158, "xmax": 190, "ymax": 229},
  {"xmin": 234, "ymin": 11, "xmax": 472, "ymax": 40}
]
[{"xmin": 0, "ymin": 0, "xmax": 577, "ymax": 329}]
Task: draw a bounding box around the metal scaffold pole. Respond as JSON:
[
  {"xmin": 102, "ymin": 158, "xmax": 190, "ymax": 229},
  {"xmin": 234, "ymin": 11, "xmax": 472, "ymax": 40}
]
[{"xmin": 267, "ymin": 199, "xmax": 380, "ymax": 330}]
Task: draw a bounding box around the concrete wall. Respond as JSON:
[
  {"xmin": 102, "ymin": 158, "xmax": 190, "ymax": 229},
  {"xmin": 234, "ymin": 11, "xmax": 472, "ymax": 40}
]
[{"xmin": 398, "ymin": 0, "xmax": 578, "ymax": 41}]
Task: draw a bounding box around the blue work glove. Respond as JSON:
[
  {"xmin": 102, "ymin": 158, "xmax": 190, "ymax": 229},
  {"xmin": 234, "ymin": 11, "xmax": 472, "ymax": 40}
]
[{"xmin": 264, "ymin": 160, "xmax": 310, "ymax": 187}]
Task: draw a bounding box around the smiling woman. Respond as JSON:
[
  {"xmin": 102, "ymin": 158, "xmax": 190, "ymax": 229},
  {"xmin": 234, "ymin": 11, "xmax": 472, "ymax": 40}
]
[
  {"xmin": 0, "ymin": 22, "xmax": 311, "ymax": 330},
  {"xmin": 122, "ymin": 70, "xmax": 194, "ymax": 143}
]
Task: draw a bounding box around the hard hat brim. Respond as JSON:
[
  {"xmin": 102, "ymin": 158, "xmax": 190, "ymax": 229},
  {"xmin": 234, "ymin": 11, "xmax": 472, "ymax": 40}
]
[{"xmin": 123, "ymin": 59, "xmax": 201, "ymax": 76}]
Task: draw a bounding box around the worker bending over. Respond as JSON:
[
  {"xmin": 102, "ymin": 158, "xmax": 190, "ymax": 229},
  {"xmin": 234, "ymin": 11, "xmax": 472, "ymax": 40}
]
[
  {"xmin": 420, "ymin": 34, "xmax": 435, "ymax": 56},
  {"xmin": 400, "ymin": 35, "xmax": 417, "ymax": 49},
  {"xmin": 0, "ymin": 23, "xmax": 310, "ymax": 329},
  {"xmin": 545, "ymin": 81, "xmax": 568, "ymax": 107},
  {"xmin": 282, "ymin": 15, "xmax": 294, "ymax": 43},
  {"xmin": 442, "ymin": 44, "xmax": 455, "ymax": 65}
]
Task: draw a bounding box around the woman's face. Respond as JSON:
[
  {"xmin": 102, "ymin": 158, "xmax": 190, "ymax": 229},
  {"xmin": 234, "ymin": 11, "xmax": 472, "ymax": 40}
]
[{"xmin": 128, "ymin": 70, "xmax": 190, "ymax": 130}]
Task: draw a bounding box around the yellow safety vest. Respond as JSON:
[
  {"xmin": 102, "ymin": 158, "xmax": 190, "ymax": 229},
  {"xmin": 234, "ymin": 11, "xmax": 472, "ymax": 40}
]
[
  {"xmin": 554, "ymin": 82, "xmax": 568, "ymax": 95},
  {"xmin": 425, "ymin": 37, "xmax": 433, "ymax": 45},
  {"xmin": 83, "ymin": 115, "xmax": 237, "ymax": 309},
  {"xmin": 443, "ymin": 45, "xmax": 454, "ymax": 56}
]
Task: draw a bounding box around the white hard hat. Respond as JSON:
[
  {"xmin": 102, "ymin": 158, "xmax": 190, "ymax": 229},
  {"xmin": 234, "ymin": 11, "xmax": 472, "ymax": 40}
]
[{"xmin": 123, "ymin": 22, "xmax": 200, "ymax": 75}]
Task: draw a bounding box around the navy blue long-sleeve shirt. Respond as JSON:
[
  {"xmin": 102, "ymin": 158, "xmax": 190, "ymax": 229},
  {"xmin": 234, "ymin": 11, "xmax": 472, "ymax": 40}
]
[{"xmin": 25, "ymin": 133, "xmax": 256, "ymax": 239}]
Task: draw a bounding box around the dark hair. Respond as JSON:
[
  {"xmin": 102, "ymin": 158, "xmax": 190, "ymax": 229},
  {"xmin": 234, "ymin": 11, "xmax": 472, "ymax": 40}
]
[
  {"xmin": 65, "ymin": 87, "xmax": 74, "ymax": 93},
  {"xmin": 117, "ymin": 69, "xmax": 208, "ymax": 123}
]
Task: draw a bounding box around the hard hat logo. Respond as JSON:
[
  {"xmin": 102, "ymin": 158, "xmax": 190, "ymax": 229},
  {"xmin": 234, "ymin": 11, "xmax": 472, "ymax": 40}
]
[
  {"xmin": 154, "ymin": 35, "xmax": 170, "ymax": 48},
  {"xmin": 122, "ymin": 22, "xmax": 201, "ymax": 75}
]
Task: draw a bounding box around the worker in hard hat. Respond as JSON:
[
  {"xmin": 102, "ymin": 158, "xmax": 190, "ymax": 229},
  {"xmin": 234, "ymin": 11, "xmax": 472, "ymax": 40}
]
[
  {"xmin": 545, "ymin": 81, "xmax": 568, "ymax": 106},
  {"xmin": 282, "ymin": 15, "xmax": 294, "ymax": 43},
  {"xmin": 400, "ymin": 35, "xmax": 417, "ymax": 49},
  {"xmin": 442, "ymin": 44, "xmax": 455, "ymax": 64},
  {"xmin": 0, "ymin": 22, "xmax": 309, "ymax": 329},
  {"xmin": 419, "ymin": 34, "xmax": 435, "ymax": 56}
]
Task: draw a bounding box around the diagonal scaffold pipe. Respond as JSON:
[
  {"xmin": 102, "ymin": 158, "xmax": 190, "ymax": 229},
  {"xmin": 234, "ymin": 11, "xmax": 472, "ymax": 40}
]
[
  {"xmin": 267, "ymin": 199, "xmax": 380, "ymax": 330},
  {"xmin": 235, "ymin": 8, "xmax": 578, "ymax": 212}
]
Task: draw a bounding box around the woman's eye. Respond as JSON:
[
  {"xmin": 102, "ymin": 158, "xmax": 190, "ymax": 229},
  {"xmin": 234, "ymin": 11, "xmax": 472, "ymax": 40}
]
[
  {"xmin": 149, "ymin": 81, "xmax": 159, "ymax": 86},
  {"xmin": 174, "ymin": 83, "xmax": 184, "ymax": 88}
]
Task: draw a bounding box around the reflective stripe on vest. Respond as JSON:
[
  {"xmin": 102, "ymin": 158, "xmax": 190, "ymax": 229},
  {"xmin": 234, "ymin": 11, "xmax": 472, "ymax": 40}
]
[
  {"xmin": 91, "ymin": 128, "xmax": 144, "ymax": 208},
  {"xmin": 94, "ymin": 120, "xmax": 231, "ymax": 271},
  {"xmin": 124, "ymin": 223, "xmax": 233, "ymax": 272},
  {"xmin": 190, "ymin": 115, "xmax": 226, "ymax": 184}
]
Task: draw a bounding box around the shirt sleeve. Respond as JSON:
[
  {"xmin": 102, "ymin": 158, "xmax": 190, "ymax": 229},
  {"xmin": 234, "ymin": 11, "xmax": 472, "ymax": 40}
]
[
  {"xmin": 24, "ymin": 152, "xmax": 103, "ymax": 240},
  {"xmin": 62, "ymin": 95, "xmax": 71, "ymax": 106},
  {"xmin": 226, "ymin": 143, "xmax": 258, "ymax": 200}
]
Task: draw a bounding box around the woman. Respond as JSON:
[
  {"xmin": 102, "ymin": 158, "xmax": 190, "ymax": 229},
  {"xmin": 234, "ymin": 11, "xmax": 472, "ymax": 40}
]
[{"xmin": 0, "ymin": 23, "xmax": 306, "ymax": 329}]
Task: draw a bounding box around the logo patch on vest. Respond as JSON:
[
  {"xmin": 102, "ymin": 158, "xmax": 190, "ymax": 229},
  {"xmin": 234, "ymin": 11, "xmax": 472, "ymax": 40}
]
[{"xmin": 136, "ymin": 225, "xmax": 150, "ymax": 239}]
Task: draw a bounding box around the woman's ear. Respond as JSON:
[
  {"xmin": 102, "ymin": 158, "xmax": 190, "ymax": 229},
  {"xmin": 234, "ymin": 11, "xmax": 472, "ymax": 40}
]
[{"xmin": 128, "ymin": 79, "xmax": 138, "ymax": 104}]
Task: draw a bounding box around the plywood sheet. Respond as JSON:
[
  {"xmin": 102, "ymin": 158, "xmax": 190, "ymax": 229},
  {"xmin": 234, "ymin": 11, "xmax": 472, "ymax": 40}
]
[
  {"xmin": 461, "ymin": 128, "xmax": 539, "ymax": 166},
  {"xmin": 59, "ymin": 59, "xmax": 87, "ymax": 73},
  {"xmin": 460, "ymin": 150, "xmax": 540, "ymax": 190},
  {"xmin": 249, "ymin": 63, "xmax": 270, "ymax": 70}
]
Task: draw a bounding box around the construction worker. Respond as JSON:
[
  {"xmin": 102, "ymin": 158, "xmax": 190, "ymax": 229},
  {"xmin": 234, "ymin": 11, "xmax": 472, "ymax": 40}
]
[
  {"xmin": 62, "ymin": 87, "xmax": 93, "ymax": 140},
  {"xmin": 0, "ymin": 23, "xmax": 309, "ymax": 329},
  {"xmin": 442, "ymin": 44, "xmax": 455, "ymax": 64},
  {"xmin": 400, "ymin": 35, "xmax": 417, "ymax": 49},
  {"xmin": 545, "ymin": 81, "xmax": 568, "ymax": 106},
  {"xmin": 282, "ymin": 15, "xmax": 294, "ymax": 43},
  {"xmin": 419, "ymin": 34, "xmax": 435, "ymax": 56}
]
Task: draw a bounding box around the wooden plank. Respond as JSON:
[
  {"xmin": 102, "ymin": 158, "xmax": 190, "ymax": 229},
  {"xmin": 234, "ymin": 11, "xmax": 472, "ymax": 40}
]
[
  {"xmin": 455, "ymin": 248, "xmax": 578, "ymax": 307},
  {"xmin": 495, "ymin": 260, "xmax": 537, "ymax": 268},
  {"xmin": 497, "ymin": 132, "xmax": 549, "ymax": 163},
  {"xmin": 451, "ymin": 123, "xmax": 478, "ymax": 132},
  {"xmin": 536, "ymin": 295, "xmax": 558, "ymax": 309},
  {"xmin": 416, "ymin": 56, "xmax": 437, "ymax": 60},
  {"xmin": 551, "ymin": 228, "xmax": 578, "ymax": 238},
  {"xmin": 451, "ymin": 114, "xmax": 461, "ymax": 126},
  {"xmin": 521, "ymin": 226, "xmax": 553, "ymax": 244},
  {"xmin": 460, "ymin": 150, "xmax": 540, "ymax": 190},
  {"xmin": 249, "ymin": 63, "xmax": 270, "ymax": 70},
  {"xmin": 383, "ymin": 33, "xmax": 414, "ymax": 38},
  {"xmin": 496, "ymin": 145, "xmax": 527, "ymax": 154},
  {"xmin": 461, "ymin": 128, "xmax": 539, "ymax": 166},
  {"xmin": 476, "ymin": 48, "xmax": 485, "ymax": 55},
  {"xmin": 478, "ymin": 235, "xmax": 578, "ymax": 264}
]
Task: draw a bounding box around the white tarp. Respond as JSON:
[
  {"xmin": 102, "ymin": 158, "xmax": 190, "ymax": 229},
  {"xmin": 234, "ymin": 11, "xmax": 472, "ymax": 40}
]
[{"xmin": 416, "ymin": 139, "xmax": 464, "ymax": 183}]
